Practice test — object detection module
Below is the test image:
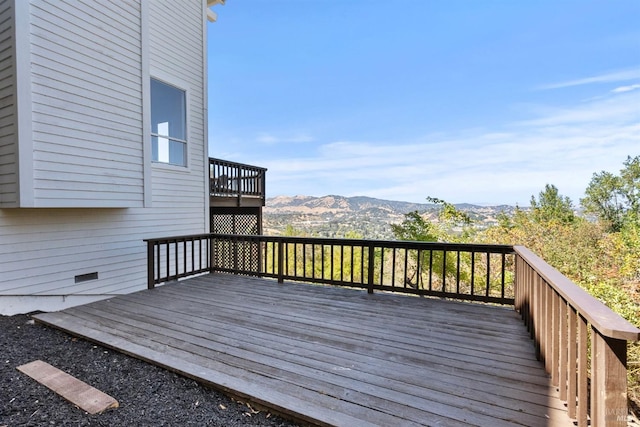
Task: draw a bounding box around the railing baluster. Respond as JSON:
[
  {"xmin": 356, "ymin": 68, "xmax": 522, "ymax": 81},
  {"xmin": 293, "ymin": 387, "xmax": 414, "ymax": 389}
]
[
  {"xmin": 391, "ymin": 247, "xmax": 396, "ymax": 288},
  {"xmin": 535, "ymin": 273, "xmax": 543, "ymax": 361},
  {"xmin": 292, "ymin": 241, "xmax": 297, "ymax": 277},
  {"xmin": 321, "ymin": 244, "xmax": 325, "ymax": 280},
  {"xmin": 165, "ymin": 242, "xmax": 170, "ymax": 281},
  {"xmin": 559, "ymin": 298, "xmax": 568, "ymax": 401},
  {"xmin": 470, "ymin": 251, "xmax": 475, "ymax": 296},
  {"xmin": 350, "ymin": 245, "xmax": 354, "ymax": 283},
  {"xmin": 501, "ymin": 252, "xmax": 506, "ymax": 300},
  {"xmin": 544, "ymin": 283, "xmax": 552, "ymax": 373},
  {"xmin": 441, "ymin": 250, "xmax": 446, "ymax": 292},
  {"xmin": 311, "ymin": 243, "xmax": 315, "ymax": 279},
  {"xmin": 551, "ymin": 290, "xmax": 560, "ymax": 387},
  {"xmin": 330, "ymin": 244, "xmax": 335, "ymax": 282},
  {"xmin": 302, "ymin": 242, "xmax": 307, "ymax": 278},
  {"xmin": 485, "ymin": 252, "xmax": 491, "ymax": 297},
  {"xmin": 191, "ymin": 239, "xmax": 195, "ymax": 274},
  {"xmin": 568, "ymin": 306, "xmax": 578, "ymax": 419},
  {"xmin": 428, "ymin": 250, "xmax": 433, "ymax": 291},
  {"xmin": 183, "ymin": 240, "xmax": 187, "ymax": 278},
  {"xmin": 578, "ymin": 316, "xmax": 588, "ymax": 426},
  {"xmin": 147, "ymin": 241, "xmax": 155, "ymax": 289},
  {"xmin": 360, "ymin": 244, "xmax": 365, "ymax": 284},
  {"xmin": 175, "ymin": 240, "xmax": 179, "ymax": 279},
  {"xmin": 339, "ymin": 244, "xmax": 344, "ymax": 283},
  {"xmin": 416, "ymin": 249, "xmax": 422, "ymax": 289},
  {"xmin": 456, "ymin": 251, "xmax": 461, "ymax": 294},
  {"xmin": 403, "ymin": 248, "xmax": 409, "ymax": 289},
  {"xmin": 529, "ymin": 265, "xmax": 535, "ymax": 340},
  {"xmin": 379, "ymin": 247, "xmax": 385, "ymax": 287}
]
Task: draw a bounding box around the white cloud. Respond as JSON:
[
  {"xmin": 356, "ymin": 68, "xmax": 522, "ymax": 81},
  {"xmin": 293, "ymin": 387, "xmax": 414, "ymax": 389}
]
[
  {"xmin": 538, "ymin": 68, "xmax": 640, "ymax": 90},
  {"xmin": 612, "ymin": 83, "xmax": 640, "ymax": 93},
  {"xmin": 517, "ymin": 90, "xmax": 640, "ymax": 126},
  {"xmin": 256, "ymin": 133, "xmax": 314, "ymax": 144},
  {"xmin": 263, "ymin": 88, "xmax": 639, "ymax": 205}
]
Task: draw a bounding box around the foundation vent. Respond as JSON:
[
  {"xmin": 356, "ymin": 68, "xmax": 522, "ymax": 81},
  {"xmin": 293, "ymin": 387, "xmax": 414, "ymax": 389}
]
[{"xmin": 75, "ymin": 272, "xmax": 98, "ymax": 283}]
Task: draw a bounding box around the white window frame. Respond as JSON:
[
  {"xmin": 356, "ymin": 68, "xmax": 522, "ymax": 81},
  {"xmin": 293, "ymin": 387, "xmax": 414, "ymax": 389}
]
[{"xmin": 150, "ymin": 77, "xmax": 189, "ymax": 168}]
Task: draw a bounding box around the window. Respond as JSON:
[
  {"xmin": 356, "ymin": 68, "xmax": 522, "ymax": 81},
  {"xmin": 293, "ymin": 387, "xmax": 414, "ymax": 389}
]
[{"xmin": 151, "ymin": 78, "xmax": 187, "ymax": 166}]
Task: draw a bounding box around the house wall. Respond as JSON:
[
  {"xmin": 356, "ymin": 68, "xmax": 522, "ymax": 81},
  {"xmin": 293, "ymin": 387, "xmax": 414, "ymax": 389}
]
[
  {"xmin": 149, "ymin": 0, "xmax": 207, "ymax": 210},
  {"xmin": 30, "ymin": 1, "xmax": 145, "ymax": 208},
  {"xmin": 0, "ymin": 0, "xmax": 209, "ymax": 315},
  {"xmin": 0, "ymin": 0, "xmax": 17, "ymax": 206}
]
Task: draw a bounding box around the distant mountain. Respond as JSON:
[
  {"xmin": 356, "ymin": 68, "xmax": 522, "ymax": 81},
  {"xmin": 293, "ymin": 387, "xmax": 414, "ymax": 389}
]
[
  {"xmin": 265, "ymin": 195, "xmax": 436, "ymax": 214},
  {"xmin": 264, "ymin": 195, "xmax": 518, "ymax": 239}
]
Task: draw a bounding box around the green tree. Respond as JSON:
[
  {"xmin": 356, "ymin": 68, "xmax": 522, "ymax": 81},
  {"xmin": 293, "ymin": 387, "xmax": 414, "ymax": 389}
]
[
  {"xmin": 581, "ymin": 155, "xmax": 640, "ymax": 232},
  {"xmin": 391, "ymin": 197, "xmax": 472, "ymax": 242},
  {"xmin": 529, "ymin": 184, "xmax": 575, "ymax": 224},
  {"xmin": 425, "ymin": 196, "xmax": 472, "ymax": 227},
  {"xmin": 391, "ymin": 198, "xmax": 473, "ymax": 289},
  {"xmin": 391, "ymin": 211, "xmax": 439, "ymax": 242},
  {"xmin": 621, "ymin": 155, "xmax": 640, "ymax": 220},
  {"xmin": 581, "ymin": 171, "xmax": 625, "ymax": 231},
  {"xmin": 282, "ymin": 224, "xmax": 306, "ymax": 237}
]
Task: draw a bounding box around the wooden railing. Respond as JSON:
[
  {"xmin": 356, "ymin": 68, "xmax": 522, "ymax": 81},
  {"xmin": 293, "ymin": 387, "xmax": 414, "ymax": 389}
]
[
  {"xmin": 514, "ymin": 246, "xmax": 639, "ymax": 426},
  {"xmin": 144, "ymin": 233, "xmax": 640, "ymax": 425},
  {"xmin": 209, "ymin": 158, "xmax": 266, "ymax": 203},
  {"xmin": 210, "ymin": 234, "xmax": 515, "ymax": 304},
  {"xmin": 145, "ymin": 234, "xmax": 211, "ymax": 289}
]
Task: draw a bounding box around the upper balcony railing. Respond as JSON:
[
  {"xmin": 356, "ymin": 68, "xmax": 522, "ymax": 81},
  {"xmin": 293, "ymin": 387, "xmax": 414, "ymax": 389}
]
[
  {"xmin": 209, "ymin": 158, "xmax": 267, "ymax": 206},
  {"xmin": 144, "ymin": 233, "xmax": 640, "ymax": 426}
]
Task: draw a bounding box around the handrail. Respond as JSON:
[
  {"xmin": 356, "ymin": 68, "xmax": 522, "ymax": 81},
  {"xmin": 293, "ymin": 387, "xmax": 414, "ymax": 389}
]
[
  {"xmin": 144, "ymin": 233, "xmax": 640, "ymax": 426},
  {"xmin": 514, "ymin": 245, "xmax": 640, "ymax": 426},
  {"xmin": 209, "ymin": 158, "xmax": 267, "ymax": 203},
  {"xmin": 514, "ymin": 246, "xmax": 639, "ymax": 341}
]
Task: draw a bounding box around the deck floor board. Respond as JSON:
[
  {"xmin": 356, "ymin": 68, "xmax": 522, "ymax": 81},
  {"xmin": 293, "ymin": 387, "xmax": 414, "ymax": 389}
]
[{"xmin": 34, "ymin": 273, "xmax": 574, "ymax": 426}]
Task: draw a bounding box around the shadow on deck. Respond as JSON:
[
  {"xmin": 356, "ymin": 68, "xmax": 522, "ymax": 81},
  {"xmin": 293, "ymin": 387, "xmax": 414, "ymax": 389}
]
[{"xmin": 35, "ymin": 273, "xmax": 573, "ymax": 426}]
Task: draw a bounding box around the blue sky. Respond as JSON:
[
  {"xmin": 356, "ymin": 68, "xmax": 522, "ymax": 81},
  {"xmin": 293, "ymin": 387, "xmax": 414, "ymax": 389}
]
[{"xmin": 207, "ymin": 1, "xmax": 640, "ymax": 205}]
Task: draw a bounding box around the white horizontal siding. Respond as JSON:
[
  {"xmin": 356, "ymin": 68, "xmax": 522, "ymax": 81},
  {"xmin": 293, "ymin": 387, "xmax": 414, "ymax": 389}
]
[
  {"xmin": 29, "ymin": 0, "xmax": 144, "ymax": 207},
  {"xmin": 0, "ymin": 0, "xmax": 16, "ymax": 206},
  {"xmin": 0, "ymin": 0, "xmax": 209, "ymax": 312},
  {"xmin": 0, "ymin": 207, "xmax": 204, "ymax": 297},
  {"xmin": 149, "ymin": 0, "xmax": 206, "ymax": 213}
]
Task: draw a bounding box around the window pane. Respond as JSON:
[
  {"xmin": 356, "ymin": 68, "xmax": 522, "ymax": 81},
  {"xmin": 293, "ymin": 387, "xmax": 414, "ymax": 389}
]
[
  {"xmin": 151, "ymin": 79, "xmax": 186, "ymax": 140},
  {"xmin": 169, "ymin": 140, "xmax": 186, "ymax": 166},
  {"xmin": 152, "ymin": 136, "xmax": 159, "ymax": 162},
  {"xmin": 152, "ymin": 137, "xmax": 186, "ymax": 166}
]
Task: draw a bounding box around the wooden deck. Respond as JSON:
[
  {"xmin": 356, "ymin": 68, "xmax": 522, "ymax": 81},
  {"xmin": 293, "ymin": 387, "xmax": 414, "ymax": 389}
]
[{"xmin": 34, "ymin": 273, "xmax": 574, "ymax": 426}]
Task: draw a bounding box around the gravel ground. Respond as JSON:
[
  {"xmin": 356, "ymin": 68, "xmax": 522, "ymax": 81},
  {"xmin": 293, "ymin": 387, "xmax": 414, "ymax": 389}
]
[{"xmin": 1, "ymin": 313, "xmax": 301, "ymax": 427}]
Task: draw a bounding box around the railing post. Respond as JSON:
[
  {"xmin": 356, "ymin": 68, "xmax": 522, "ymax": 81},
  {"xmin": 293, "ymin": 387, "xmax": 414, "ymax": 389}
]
[
  {"xmin": 209, "ymin": 234, "xmax": 215, "ymax": 274},
  {"xmin": 592, "ymin": 330, "xmax": 628, "ymax": 426},
  {"xmin": 278, "ymin": 240, "xmax": 284, "ymax": 284},
  {"xmin": 147, "ymin": 240, "xmax": 155, "ymax": 290},
  {"xmin": 257, "ymin": 238, "xmax": 264, "ymax": 277},
  {"xmin": 367, "ymin": 243, "xmax": 375, "ymax": 294}
]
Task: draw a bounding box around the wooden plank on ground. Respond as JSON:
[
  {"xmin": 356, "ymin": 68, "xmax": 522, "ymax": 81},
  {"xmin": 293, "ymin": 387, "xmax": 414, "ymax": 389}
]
[{"xmin": 16, "ymin": 360, "xmax": 118, "ymax": 414}]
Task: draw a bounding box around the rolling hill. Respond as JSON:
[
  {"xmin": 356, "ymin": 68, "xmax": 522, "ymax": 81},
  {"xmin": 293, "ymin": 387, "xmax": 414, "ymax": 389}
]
[{"xmin": 264, "ymin": 195, "xmax": 517, "ymax": 239}]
